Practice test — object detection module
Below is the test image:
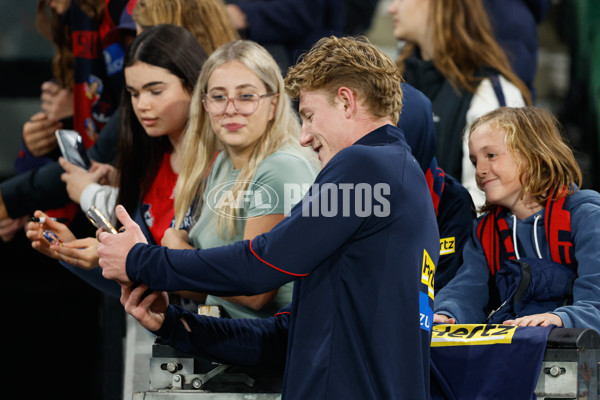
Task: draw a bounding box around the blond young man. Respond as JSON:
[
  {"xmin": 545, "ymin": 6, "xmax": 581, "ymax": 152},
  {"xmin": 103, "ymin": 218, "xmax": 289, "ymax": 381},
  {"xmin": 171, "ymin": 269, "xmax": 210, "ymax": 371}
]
[{"xmin": 98, "ymin": 36, "xmax": 439, "ymax": 399}]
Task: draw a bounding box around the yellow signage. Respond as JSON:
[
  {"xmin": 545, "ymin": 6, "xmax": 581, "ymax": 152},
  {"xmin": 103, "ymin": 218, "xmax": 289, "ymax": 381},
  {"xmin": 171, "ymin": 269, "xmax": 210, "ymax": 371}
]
[
  {"xmin": 421, "ymin": 249, "xmax": 435, "ymax": 299},
  {"xmin": 431, "ymin": 324, "xmax": 517, "ymax": 347},
  {"xmin": 440, "ymin": 237, "xmax": 455, "ymax": 255}
]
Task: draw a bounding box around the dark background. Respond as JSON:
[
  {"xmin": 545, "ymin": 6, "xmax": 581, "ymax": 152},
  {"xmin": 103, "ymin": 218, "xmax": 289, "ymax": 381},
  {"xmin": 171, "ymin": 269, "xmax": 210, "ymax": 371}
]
[{"xmin": 0, "ymin": 5, "xmax": 124, "ymax": 398}]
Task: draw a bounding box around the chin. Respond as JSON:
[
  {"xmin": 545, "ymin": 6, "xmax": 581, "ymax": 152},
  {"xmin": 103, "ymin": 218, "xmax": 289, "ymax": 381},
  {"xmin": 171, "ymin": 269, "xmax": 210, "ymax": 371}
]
[{"xmin": 485, "ymin": 196, "xmax": 505, "ymax": 207}]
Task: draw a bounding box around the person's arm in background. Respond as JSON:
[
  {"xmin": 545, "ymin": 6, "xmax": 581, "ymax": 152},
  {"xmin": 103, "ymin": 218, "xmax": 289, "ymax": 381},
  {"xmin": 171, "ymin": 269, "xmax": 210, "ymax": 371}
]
[
  {"xmin": 551, "ymin": 200, "xmax": 600, "ymax": 332},
  {"xmin": 0, "ymin": 110, "xmax": 120, "ymax": 220}
]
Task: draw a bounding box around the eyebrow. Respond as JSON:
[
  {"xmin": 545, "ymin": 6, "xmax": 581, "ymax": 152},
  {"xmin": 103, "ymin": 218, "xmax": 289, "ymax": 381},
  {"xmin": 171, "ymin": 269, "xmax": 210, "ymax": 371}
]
[
  {"xmin": 208, "ymin": 83, "xmax": 259, "ymax": 92},
  {"xmin": 126, "ymin": 81, "xmax": 166, "ymax": 91}
]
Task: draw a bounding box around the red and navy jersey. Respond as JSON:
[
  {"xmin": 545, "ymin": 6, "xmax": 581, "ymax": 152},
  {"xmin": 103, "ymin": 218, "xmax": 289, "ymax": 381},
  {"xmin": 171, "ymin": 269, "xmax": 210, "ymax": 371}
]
[
  {"xmin": 127, "ymin": 125, "xmax": 440, "ymax": 399},
  {"xmin": 141, "ymin": 153, "xmax": 177, "ymax": 245}
]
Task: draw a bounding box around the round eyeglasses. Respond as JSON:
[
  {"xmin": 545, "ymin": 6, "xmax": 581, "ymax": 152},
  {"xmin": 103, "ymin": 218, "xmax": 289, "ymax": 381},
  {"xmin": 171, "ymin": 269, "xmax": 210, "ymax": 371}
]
[{"xmin": 202, "ymin": 93, "xmax": 275, "ymax": 116}]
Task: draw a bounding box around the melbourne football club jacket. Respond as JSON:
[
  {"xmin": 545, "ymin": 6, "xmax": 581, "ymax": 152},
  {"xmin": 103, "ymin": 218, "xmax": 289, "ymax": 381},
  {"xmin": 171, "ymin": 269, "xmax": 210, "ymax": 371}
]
[{"xmin": 126, "ymin": 124, "xmax": 440, "ymax": 399}]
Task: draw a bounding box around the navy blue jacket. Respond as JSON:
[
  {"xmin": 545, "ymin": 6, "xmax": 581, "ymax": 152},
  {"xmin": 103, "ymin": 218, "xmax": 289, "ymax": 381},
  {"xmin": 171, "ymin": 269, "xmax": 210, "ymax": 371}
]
[
  {"xmin": 485, "ymin": 0, "xmax": 552, "ymax": 98},
  {"xmin": 435, "ymin": 190, "xmax": 600, "ymax": 333},
  {"xmin": 229, "ymin": 0, "xmax": 345, "ymax": 67},
  {"xmin": 126, "ymin": 124, "xmax": 439, "ymax": 399},
  {"xmin": 399, "ymin": 83, "xmax": 475, "ymax": 291}
]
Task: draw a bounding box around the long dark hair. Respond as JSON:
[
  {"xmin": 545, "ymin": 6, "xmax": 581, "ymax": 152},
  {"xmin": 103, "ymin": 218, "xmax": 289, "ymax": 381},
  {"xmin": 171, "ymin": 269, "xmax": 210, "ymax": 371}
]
[{"xmin": 115, "ymin": 24, "xmax": 208, "ymax": 219}]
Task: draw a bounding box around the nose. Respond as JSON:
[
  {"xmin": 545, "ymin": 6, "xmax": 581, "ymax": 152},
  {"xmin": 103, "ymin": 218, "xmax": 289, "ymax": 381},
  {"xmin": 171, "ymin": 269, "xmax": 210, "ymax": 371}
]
[
  {"xmin": 476, "ymin": 160, "xmax": 488, "ymax": 177},
  {"xmin": 136, "ymin": 92, "xmax": 151, "ymax": 111},
  {"xmin": 299, "ymin": 126, "xmax": 314, "ymax": 147},
  {"xmin": 224, "ymin": 97, "xmax": 238, "ymax": 115}
]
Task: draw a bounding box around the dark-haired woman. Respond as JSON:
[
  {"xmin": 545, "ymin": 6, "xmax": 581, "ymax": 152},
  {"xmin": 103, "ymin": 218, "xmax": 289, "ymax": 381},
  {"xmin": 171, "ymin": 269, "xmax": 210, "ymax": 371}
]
[{"xmin": 26, "ymin": 24, "xmax": 208, "ymax": 298}]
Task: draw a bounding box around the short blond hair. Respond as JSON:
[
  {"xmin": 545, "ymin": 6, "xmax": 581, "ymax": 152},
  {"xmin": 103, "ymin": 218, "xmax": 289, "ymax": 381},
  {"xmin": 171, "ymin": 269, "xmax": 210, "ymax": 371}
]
[
  {"xmin": 285, "ymin": 36, "xmax": 404, "ymax": 123},
  {"xmin": 470, "ymin": 107, "xmax": 582, "ymax": 213}
]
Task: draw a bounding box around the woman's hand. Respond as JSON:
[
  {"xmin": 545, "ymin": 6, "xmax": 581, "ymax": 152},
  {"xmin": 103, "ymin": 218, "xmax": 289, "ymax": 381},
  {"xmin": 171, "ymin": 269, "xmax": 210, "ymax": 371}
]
[
  {"xmin": 51, "ymin": 237, "xmax": 100, "ymax": 270},
  {"xmin": 25, "ymin": 210, "xmax": 76, "ymax": 259},
  {"xmin": 503, "ymin": 313, "xmax": 563, "ymax": 327},
  {"xmin": 161, "ymin": 228, "xmax": 192, "ymax": 249},
  {"xmin": 59, "ymin": 157, "xmax": 112, "ymax": 204}
]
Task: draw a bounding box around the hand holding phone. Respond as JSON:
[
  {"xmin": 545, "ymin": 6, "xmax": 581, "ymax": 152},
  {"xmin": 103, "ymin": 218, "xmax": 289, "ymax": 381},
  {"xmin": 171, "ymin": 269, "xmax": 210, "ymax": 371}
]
[
  {"xmin": 86, "ymin": 205, "xmax": 118, "ymax": 234},
  {"xmin": 55, "ymin": 129, "xmax": 92, "ymax": 169}
]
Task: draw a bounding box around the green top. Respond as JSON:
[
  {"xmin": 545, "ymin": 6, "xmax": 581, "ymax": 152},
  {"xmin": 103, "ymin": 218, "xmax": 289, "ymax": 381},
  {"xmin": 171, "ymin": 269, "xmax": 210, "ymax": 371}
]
[{"xmin": 189, "ymin": 143, "xmax": 319, "ymax": 318}]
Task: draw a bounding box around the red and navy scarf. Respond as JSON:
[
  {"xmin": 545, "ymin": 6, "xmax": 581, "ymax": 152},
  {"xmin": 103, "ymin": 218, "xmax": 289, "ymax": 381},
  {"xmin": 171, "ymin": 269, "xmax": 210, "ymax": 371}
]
[
  {"xmin": 69, "ymin": 0, "xmax": 134, "ymax": 148},
  {"xmin": 45, "ymin": 0, "xmax": 135, "ymax": 222},
  {"xmin": 477, "ymin": 188, "xmax": 575, "ymax": 276}
]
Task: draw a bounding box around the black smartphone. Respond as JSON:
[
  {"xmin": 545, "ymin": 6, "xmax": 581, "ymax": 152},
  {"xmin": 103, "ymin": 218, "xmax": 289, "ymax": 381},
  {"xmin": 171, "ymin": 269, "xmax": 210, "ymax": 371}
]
[
  {"xmin": 55, "ymin": 129, "xmax": 92, "ymax": 169},
  {"xmin": 85, "ymin": 205, "xmax": 118, "ymax": 234}
]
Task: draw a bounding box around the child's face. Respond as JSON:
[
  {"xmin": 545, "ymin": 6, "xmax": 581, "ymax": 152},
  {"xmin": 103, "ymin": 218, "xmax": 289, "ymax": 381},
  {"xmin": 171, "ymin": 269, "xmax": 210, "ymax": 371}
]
[{"xmin": 469, "ymin": 122, "xmax": 523, "ymax": 211}]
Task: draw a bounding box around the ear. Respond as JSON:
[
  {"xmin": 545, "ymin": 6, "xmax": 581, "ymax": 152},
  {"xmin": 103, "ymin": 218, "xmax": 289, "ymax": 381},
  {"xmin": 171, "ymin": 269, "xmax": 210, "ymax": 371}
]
[
  {"xmin": 267, "ymin": 93, "xmax": 279, "ymax": 122},
  {"xmin": 336, "ymin": 87, "xmax": 356, "ymax": 119}
]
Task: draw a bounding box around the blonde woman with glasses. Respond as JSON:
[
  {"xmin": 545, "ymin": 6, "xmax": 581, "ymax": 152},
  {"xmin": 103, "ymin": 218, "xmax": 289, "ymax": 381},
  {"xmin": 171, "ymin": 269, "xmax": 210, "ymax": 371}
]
[{"xmin": 164, "ymin": 40, "xmax": 319, "ymax": 319}]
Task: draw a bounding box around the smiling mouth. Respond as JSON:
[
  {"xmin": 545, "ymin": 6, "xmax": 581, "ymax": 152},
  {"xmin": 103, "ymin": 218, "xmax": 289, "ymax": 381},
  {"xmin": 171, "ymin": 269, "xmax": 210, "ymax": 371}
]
[{"xmin": 481, "ymin": 178, "xmax": 497, "ymax": 188}]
